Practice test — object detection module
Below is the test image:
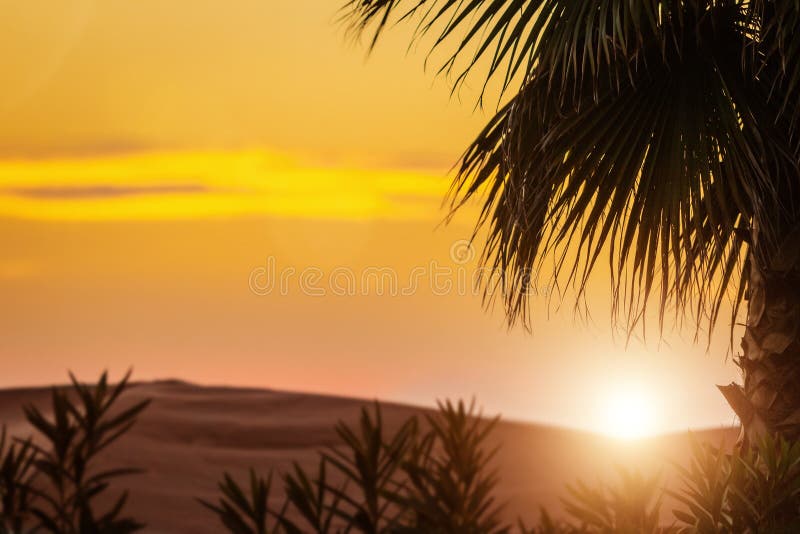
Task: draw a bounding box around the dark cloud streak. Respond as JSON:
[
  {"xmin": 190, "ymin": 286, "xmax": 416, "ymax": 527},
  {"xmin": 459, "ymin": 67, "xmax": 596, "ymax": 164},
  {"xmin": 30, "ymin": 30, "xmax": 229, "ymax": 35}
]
[{"xmin": 2, "ymin": 184, "xmax": 212, "ymax": 200}]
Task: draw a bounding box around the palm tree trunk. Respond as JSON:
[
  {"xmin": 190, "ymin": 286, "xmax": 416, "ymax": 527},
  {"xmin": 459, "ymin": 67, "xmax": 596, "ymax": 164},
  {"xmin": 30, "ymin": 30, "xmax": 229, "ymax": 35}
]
[{"xmin": 719, "ymin": 227, "xmax": 800, "ymax": 445}]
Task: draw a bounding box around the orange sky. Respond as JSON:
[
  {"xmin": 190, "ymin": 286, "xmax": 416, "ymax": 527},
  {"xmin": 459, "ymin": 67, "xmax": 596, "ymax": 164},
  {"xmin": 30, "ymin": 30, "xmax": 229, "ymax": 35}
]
[{"xmin": 0, "ymin": 1, "xmax": 741, "ymax": 435}]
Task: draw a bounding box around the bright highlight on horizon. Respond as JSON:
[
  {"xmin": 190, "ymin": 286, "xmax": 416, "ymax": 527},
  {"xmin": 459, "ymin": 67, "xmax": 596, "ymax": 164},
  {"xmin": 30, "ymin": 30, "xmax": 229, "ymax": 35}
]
[{"xmin": 600, "ymin": 387, "xmax": 657, "ymax": 440}]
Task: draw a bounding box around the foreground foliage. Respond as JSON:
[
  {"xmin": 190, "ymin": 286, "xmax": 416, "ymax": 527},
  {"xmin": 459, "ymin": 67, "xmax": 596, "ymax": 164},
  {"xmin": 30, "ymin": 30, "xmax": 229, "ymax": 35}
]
[
  {"xmin": 562, "ymin": 469, "xmax": 665, "ymax": 533},
  {"xmin": 670, "ymin": 434, "xmax": 800, "ymax": 532},
  {"xmin": 203, "ymin": 404, "xmax": 800, "ymax": 534},
  {"xmin": 0, "ymin": 427, "xmax": 36, "ymax": 533},
  {"xmin": 201, "ymin": 400, "xmax": 506, "ymax": 534},
  {"xmin": 0, "ymin": 370, "xmax": 148, "ymax": 533},
  {"xmin": 3, "ymin": 372, "xmax": 800, "ymax": 533}
]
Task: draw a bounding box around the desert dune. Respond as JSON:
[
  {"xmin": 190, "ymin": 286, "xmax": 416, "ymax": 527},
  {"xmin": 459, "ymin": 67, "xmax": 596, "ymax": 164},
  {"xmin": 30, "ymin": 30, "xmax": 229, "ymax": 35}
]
[{"xmin": 0, "ymin": 380, "xmax": 737, "ymax": 533}]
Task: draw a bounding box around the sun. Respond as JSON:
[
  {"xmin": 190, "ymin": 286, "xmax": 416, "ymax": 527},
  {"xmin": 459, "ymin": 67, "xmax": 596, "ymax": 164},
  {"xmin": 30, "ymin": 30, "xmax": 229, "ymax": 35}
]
[{"xmin": 600, "ymin": 387, "xmax": 656, "ymax": 440}]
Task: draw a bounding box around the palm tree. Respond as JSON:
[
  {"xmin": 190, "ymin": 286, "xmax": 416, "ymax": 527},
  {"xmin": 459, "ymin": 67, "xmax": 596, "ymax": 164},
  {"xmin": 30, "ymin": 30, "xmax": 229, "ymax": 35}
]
[{"xmin": 343, "ymin": 1, "xmax": 800, "ymax": 444}]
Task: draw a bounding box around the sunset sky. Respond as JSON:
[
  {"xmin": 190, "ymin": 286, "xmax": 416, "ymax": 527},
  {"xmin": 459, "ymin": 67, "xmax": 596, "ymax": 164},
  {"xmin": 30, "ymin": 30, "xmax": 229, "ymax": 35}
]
[{"xmin": 0, "ymin": 0, "xmax": 741, "ymax": 436}]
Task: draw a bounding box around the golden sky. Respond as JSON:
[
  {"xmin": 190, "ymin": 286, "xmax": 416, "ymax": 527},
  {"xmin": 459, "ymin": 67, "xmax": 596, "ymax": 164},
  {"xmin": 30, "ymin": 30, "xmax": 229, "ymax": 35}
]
[{"xmin": 0, "ymin": 1, "xmax": 741, "ymax": 435}]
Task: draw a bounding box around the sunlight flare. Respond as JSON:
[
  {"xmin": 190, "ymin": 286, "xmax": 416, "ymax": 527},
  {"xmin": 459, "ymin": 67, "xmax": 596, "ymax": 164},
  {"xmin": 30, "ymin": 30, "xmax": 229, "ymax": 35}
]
[{"xmin": 600, "ymin": 386, "xmax": 656, "ymax": 440}]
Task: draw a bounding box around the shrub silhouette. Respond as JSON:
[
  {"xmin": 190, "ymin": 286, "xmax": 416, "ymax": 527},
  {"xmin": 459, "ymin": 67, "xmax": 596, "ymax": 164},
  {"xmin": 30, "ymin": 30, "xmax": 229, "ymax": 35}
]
[
  {"xmin": 0, "ymin": 370, "xmax": 149, "ymax": 534},
  {"xmin": 6, "ymin": 372, "xmax": 800, "ymax": 533},
  {"xmin": 561, "ymin": 468, "xmax": 667, "ymax": 533},
  {"xmin": 669, "ymin": 434, "xmax": 800, "ymax": 532},
  {"xmin": 202, "ymin": 401, "xmax": 506, "ymax": 533},
  {"xmin": 204, "ymin": 400, "xmax": 800, "ymax": 534},
  {"xmin": 393, "ymin": 399, "xmax": 505, "ymax": 533},
  {"xmin": 199, "ymin": 469, "xmax": 284, "ymax": 534},
  {"xmin": 0, "ymin": 427, "xmax": 37, "ymax": 533},
  {"xmin": 279, "ymin": 459, "xmax": 345, "ymax": 534},
  {"xmin": 322, "ymin": 402, "xmax": 418, "ymax": 532}
]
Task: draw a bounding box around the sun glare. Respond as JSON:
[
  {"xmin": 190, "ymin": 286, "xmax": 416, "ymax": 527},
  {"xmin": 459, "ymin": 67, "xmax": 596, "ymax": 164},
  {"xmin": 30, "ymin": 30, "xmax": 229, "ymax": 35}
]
[{"xmin": 600, "ymin": 387, "xmax": 656, "ymax": 440}]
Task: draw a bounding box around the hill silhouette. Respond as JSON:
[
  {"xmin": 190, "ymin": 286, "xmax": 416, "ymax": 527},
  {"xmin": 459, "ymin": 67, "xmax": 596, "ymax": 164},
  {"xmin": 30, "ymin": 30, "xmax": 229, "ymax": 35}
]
[{"xmin": 0, "ymin": 380, "xmax": 737, "ymax": 532}]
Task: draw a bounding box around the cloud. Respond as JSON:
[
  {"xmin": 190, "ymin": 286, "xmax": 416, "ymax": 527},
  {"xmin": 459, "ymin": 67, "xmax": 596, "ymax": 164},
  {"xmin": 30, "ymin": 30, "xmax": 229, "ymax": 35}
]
[
  {"xmin": 0, "ymin": 149, "xmax": 470, "ymax": 222},
  {"xmin": 2, "ymin": 184, "xmax": 212, "ymax": 200}
]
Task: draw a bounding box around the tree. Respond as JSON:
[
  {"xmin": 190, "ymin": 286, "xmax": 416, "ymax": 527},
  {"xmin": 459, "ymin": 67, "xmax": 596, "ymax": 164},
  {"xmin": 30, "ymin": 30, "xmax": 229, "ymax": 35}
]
[{"xmin": 342, "ymin": 1, "xmax": 800, "ymax": 445}]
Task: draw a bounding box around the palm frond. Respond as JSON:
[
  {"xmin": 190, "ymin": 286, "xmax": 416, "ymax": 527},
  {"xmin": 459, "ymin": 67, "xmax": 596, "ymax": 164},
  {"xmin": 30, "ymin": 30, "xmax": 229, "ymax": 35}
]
[
  {"xmin": 345, "ymin": 0, "xmax": 800, "ymax": 336},
  {"xmin": 344, "ymin": 0, "xmax": 683, "ymax": 102}
]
